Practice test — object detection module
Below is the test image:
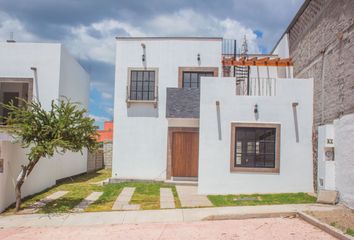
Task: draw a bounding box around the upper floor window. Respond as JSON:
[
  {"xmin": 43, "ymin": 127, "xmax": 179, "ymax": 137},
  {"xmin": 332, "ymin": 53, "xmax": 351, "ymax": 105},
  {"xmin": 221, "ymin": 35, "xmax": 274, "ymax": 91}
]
[
  {"xmin": 178, "ymin": 67, "xmax": 218, "ymax": 88},
  {"xmin": 128, "ymin": 69, "xmax": 157, "ymax": 101},
  {"xmin": 230, "ymin": 123, "xmax": 280, "ymax": 173},
  {"xmin": 182, "ymin": 72, "xmax": 214, "ymax": 89}
]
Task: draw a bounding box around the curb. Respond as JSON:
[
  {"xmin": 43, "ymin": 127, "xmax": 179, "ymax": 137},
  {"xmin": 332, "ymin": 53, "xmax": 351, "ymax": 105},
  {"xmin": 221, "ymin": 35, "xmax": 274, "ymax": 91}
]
[
  {"xmin": 203, "ymin": 211, "xmax": 296, "ymax": 221},
  {"xmin": 297, "ymin": 212, "xmax": 354, "ymax": 240}
]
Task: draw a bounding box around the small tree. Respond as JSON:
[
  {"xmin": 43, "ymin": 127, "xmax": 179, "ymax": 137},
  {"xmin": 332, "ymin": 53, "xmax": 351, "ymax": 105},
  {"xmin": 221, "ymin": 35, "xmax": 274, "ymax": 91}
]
[{"xmin": 1, "ymin": 98, "xmax": 98, "ymax": 212}]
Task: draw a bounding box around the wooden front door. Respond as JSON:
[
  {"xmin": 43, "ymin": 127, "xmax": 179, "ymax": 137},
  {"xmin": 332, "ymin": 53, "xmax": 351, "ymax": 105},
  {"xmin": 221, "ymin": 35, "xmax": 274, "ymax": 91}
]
[{"xmin": 172, "ymin": 131, "xmax": 199, "ymax": 177}]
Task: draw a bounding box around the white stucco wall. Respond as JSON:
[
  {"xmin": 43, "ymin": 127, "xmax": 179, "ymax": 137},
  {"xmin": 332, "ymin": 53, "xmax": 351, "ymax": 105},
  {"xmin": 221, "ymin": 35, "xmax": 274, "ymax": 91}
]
[
  {"xmin": 271, "ymin": 33, "xmax": 293, "ymax": 78},
  {"xmin": 317, "ymin": 124, "xmax": 335, "ymax": 191},
  {"xmin": 272, "ymin": 33, "xmax": 290, "ymax": 58},
  {"xmin": 0, "ymin": 42, "xmax": 89, "ymax": 212},
  {"xmin": 198, "ymin": 77, "xmax": 314, "ymax": 194},
  {"xmin": 334, "ymin": 113, "xmax": 354, "ymax": 209},
  {"xmin": 0, "ymin": 137, "xmax": 87, "ymax": 212},
  {"xmin": 0, "ymin": 42, "xmax": 61, "ymax": 109},
  {"xmin": 112, "ymin": 38, "xmax": 222, "ymax": 180},
  {"xmin": 59, "ymin": 46, "xmax": 90, "ymax": 107}
]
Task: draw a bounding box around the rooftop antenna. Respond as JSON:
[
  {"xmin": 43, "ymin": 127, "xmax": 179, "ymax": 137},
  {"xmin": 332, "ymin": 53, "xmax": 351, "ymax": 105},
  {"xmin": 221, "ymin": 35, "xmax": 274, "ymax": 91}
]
[
  {"xmin": 6, "ymin": 32, "xmax": 16, "ymax": 43},
  {"xmin": 241, "ymin": 35, "xmax": 248, "ymax": 58}
]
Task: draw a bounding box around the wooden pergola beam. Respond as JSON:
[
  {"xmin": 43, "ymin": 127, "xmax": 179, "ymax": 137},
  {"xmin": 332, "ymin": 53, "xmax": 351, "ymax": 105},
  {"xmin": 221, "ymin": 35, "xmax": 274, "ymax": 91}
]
[{"xmin": 222, "ymin": 56, "xmax": 293, "ymax": 67}]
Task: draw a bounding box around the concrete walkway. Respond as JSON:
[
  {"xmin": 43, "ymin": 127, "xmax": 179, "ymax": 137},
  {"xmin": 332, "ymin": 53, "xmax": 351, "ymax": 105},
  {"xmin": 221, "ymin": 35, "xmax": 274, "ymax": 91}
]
[
  {"xmin": 0, "ymin": 204, "xmax": 340, "ymax": 229},
  {"xmin": 112, "ymin": 187, "xmax": 140, "ymax": 210},
  {"xmin": 176, "ymin": 186, "xmax": 212, "ymax": 207},
  {"xmin": 73, "ymin": 192, "xmax": 103, "ymax": 212},
  {"xmin": 160, "ymin": 188, "xmax": 175, "ymax": 209}
]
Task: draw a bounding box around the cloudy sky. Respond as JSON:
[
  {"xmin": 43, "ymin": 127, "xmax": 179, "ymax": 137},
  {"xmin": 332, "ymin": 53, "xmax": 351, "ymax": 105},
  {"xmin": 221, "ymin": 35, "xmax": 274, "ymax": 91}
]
[{"xmin": 0, "ymin": 0, "xmax": 303, "ymax": 128}]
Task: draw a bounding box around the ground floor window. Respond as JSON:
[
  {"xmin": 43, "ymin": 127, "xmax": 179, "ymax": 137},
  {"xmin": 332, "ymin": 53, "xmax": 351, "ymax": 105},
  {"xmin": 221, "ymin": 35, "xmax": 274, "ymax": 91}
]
[
  {"xmin": 0, "ymin": 79, "xmax": 32, "ymax": 125},
  {"xmin": 230, "ymin": 123, "xmax": 280, "ymax": 173}
]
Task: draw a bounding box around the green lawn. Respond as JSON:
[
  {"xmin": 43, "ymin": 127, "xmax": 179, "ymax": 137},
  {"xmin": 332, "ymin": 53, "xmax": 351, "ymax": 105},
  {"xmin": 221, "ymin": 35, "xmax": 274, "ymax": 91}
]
[
  {"xmin": 4, "ymin": 169, "xmax": 316, "ymax": 214},
  {"xmin": 208, "ymin": 192, "xmax": 316, "ymax": 207},
  {"xmin": 5, "ymin": 169, "xmax": 180, "ymax": 213}
]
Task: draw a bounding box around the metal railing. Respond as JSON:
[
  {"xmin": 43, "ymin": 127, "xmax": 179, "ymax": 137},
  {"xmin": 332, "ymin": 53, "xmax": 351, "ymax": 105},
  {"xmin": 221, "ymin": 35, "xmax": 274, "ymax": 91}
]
[
  {"xmin": 236, "ymin": 78, "xmax": 276, "ymax": 96},
  {"xmin": 222, "ymin": 39, "xmax": 237, "ymax": 58},
  {"xmin": 126, "ymin": 85, "xmax": 159, "ymax": 108}
]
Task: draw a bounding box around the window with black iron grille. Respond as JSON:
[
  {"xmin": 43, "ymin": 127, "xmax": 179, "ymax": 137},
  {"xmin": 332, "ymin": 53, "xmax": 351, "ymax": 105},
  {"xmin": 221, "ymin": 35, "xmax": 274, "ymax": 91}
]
[
  {"xmin": 234, "ymin": 127, "xmax": 276, "ymax": 168},
  {"xmin": 182, "ymin": 72, "xmax": 214, "ymax": 88},
  {"xmin": 130, "ymin": 70, "xmax": 155, "ymax": 101}
]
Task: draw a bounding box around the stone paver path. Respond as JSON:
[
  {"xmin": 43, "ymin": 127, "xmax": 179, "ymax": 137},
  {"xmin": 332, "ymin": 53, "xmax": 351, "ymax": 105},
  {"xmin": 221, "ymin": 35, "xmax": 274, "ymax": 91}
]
[
  {"xmin": 21, "ymin": 191, "xmax": 69, "ymax": 214},
  {"xmin": 112, "ymin": 187, "xmax": 140, "ymax": 210},
  {"xmin": 176, "ymin": 185, "xmax": 212, "ymax": 207},
  {"xmin": 160, "ymin": 188, "xmax": 175, "ymax": 209},
  {"xmin": 73, "ymin": 192, "xmax": 103, "ymax": 212}
]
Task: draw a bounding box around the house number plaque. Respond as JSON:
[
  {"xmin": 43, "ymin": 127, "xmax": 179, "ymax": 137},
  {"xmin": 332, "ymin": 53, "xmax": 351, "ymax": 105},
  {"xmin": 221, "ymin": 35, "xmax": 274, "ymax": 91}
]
[{"xmin": 327, "ymin": 139, "xmax": 333, "ymax": 144}]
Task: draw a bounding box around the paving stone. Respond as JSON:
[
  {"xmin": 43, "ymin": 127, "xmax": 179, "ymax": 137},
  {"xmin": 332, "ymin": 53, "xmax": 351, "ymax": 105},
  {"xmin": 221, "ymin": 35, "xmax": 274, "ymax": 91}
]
[
  {"xmin": 112, "ymin": 187, "xmax": 140, "ymax": 210},
  {"xmin": 73, "ymin": 192, "xmax": 103, "ymax": 212},
  {"xmin": 160, "ymin": 188, "xmax": 175, "ymax": 209},
  {"xmin": 21, "ymin": 191, "xmax": 69, "ymax": 213},
  {"xmin": 176, "ymin": 185, "xmax": 212, "ymax": 207}
]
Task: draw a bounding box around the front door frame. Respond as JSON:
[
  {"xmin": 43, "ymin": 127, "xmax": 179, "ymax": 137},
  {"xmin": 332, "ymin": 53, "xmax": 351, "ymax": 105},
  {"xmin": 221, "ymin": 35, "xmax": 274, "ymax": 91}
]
[{"xmin": 166, "ymin": 127, "xmax": 199, "ymax": 180}]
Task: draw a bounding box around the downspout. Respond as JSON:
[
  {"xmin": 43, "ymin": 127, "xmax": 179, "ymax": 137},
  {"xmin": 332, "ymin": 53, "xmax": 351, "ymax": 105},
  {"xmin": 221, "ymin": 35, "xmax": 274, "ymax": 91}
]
[{"xmin": 319, "ymin": 48, "xmax": 326, "ymax": 125}]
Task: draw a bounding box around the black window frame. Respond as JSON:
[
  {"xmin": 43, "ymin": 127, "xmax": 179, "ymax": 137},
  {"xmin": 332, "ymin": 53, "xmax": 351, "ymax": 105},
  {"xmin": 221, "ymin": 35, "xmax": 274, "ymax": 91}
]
[
  {"xmin": 234, "ymin": 127, "xmax": 276, "ymax": 168},
  {"xmin": 129, "ymin": 70, "xmax": 156, "ymax": 101},
  {"xmin": 182, "ymin": 71, "xmax": 214, "ymax": 89},
  {"xmin": 230, "ymin": 123, "xmax": 280, "ymax": 173}
]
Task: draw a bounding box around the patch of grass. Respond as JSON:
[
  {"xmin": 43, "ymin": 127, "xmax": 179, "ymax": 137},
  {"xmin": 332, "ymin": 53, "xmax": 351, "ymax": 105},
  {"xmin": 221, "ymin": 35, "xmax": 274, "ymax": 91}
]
[
  {"xmin": 5, "ymin": 169, "xmax": 182, "ymax": 214},
  {"xmin": 171, "ymin": 186, "xmax": 182, "ymax": 208},
  {"xmin": 208, "ymin": 192, "xmax": 316, "ymax": 207},
  {"xmin": 330, "ymin": 221, "xmax": 337, "ymax": 227},
  {"xmin": 4, "ymin": 169, "xmax": 111, "ymax": 214},
  {"xmin": 128, "ymin": 182, "xmax": 178, "ymax": 210},
  {"xmin": 89, "ymin": 182, "xmax": 180, "ymax": 211},
  {"xmin": 346, "ymin": 228, "xmax": 354, "ymax": 237},
  {"xmin": 86, "ymin": 183, "xmax": 125, "ymax": 212}
]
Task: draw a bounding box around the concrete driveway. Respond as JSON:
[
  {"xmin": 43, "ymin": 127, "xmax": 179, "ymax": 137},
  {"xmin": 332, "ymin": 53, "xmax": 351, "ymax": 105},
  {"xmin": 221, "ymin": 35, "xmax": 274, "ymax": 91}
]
[{"xmin": 0, "ymin": 218, "xmax": 336, "ymax": 240}]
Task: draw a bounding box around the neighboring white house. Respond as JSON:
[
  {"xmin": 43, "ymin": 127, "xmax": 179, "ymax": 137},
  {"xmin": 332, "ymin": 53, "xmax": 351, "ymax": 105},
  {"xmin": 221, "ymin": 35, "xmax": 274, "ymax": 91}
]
[
  {"xmin": 112, "ymin": 37, "xmax": 314, "ymax": 194},
  {"xmin": 0, "ymin": 41, "xmax": 90, "ymax": 212}
]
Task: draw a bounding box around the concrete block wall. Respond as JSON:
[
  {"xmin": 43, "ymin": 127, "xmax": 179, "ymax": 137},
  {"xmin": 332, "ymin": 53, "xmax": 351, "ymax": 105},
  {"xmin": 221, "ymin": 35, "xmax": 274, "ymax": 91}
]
[
  {"xmin": 103, "ymin": 141, "xmax": 112, "ymax": 168},
  {"xmin": 289, "ymin": 0, "xmax": 354, "ymax": 126},
  {"xmin": 87, "ymin": 150, "xmax": 104, "ymax": 173}
]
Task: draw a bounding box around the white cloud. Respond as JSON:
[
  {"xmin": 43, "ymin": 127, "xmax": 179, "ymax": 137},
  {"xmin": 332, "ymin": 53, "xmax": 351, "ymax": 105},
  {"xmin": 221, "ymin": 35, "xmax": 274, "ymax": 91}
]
[
  {"xmin": 146, "ymin": 9, "xmax": 259, "ymax": 53},
  {"xmin": 65, "ymin": 19, "xmax": 145, "ymax": 64},
  {"xmin": 219, "ymin": 19, "xmax": 259, "ymax": 53},
  {"xmin": 89, "ymin": 114, "xmax": 109, "ymax": 123},
  {"xmin": 64, "ymin": 9, "xmax": 261, "ymax": 65},
  {"xmin": 105, "ymin": 107, "xmax": 114, "ymax": 115},
  {"xmin": 0, "ymin": 11, "xmax": 39, "ymax": 42},
  {"xmin": 101, "ymin": 91, "xmax": 113, "ymax": 99}
]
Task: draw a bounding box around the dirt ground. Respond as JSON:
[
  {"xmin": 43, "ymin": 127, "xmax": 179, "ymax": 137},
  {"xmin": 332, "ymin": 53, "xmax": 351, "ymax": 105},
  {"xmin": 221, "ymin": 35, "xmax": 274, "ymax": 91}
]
[
  {"xmin": 0, "ymin": 218, "xmax": 336, "ymax": 240},
  {"xmin": 306, "ymin": 207, "xmax": 354, "ymax": 231}
]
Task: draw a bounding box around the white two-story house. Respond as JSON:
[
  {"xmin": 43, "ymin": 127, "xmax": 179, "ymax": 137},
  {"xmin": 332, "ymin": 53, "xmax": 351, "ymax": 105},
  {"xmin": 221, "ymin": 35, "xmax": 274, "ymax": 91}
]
[{"xmin": 112, "ymin": 37, "xmax": 314, "ymax": 194}]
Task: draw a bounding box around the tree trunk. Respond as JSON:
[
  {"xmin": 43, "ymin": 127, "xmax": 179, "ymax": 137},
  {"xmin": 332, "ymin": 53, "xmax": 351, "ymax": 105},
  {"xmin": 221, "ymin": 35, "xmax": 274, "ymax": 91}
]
[
  {"xmin": 15, "ymin": 157, "xmax": 40, "ymax": 212},
  {"xmin": 15, "ymin": 165, "xmax": 27, "ymax": 212}
]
